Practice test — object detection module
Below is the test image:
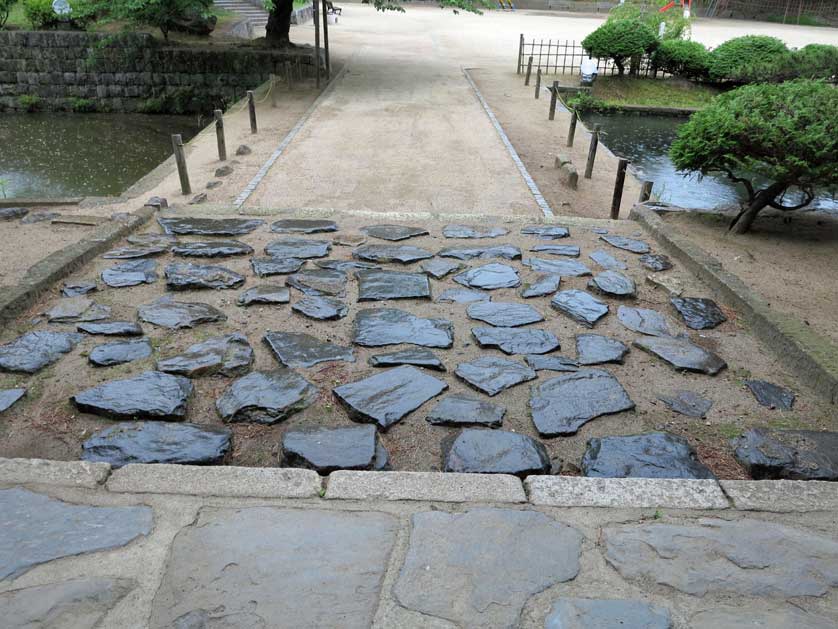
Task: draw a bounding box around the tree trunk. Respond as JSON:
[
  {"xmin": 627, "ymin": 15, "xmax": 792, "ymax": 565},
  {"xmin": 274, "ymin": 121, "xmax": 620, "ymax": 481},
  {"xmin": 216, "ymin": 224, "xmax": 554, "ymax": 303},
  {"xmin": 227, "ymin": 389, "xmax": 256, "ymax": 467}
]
[
  {"xmin": 730, "ymin": 183, "xmax": 786, "ymax": 234},
  {"xmin": 265, "ymin": 0, "xmax": 294, "ymax": 47},
  {"xmin": 615, "ymin": 58, "xmax": 625, "ymax": 75}
]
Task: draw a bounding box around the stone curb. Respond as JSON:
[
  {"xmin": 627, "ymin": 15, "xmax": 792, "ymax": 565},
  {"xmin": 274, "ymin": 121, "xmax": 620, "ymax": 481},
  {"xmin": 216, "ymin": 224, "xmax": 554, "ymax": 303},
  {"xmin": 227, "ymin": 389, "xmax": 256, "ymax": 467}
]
[
  {"xmin": 631, "ymin": 204, "xmax": 838, "ymax": 404},
  {"xmin": 721, "ymin": 480, "xmax": 838, "ymax": 512},
  {"xmin": 0, "ymin": 457, "xmax": 111, "ymax": 489},
  {"xmin": 0, "ymin": 197, "xmax": 83, "ymax": 207}
]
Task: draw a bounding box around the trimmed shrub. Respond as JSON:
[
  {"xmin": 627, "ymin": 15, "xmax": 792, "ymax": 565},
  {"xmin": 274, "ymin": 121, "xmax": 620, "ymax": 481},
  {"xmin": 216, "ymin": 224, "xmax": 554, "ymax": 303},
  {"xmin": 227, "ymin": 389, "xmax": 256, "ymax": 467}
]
[
  {"xmin": 582, "ymin": 18, "xmax": 658, "ymax": 76},
  {"xmin": 792, "ymin": 44, "xmax": 838, "ymax": 81},
  {"xmin": 708, "ymin": 35, "xmax": 791, "ymax": 83},
  {"xmin": 652, "ymin": 39, "xmax": 709, "ymax": 79},
  {"xmin": 23, "ymin": 0, "xmax": 95, "ymax": 29}
]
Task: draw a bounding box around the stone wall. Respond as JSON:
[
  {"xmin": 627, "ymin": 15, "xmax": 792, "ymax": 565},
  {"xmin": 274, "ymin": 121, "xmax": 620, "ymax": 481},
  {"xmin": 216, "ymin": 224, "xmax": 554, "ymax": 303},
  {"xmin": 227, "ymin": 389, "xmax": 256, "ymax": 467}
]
[{"xmin": 0, "ymin": 31, "xmax": 323, "ymax": 113}]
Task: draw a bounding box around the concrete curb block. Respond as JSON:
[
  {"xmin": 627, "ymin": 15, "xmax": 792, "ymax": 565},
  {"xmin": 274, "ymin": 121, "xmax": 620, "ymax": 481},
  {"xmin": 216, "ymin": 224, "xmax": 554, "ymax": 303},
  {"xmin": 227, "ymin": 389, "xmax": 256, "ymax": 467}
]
[
  {"xmin": 631, "ymin": 204, "xmax": 838, "ymax": 404},
  {"xmin": 0, "ymin": 458, "xmax": 111, "ymax": 489},
  {"xmin": 106, "ymin": 464, "xmax": 323, "ymax": 498},
  {"xmin": 721, "ymin": 480, "xmax": 838, "ymax": 512},
  {"xmin": 325, "ymin": 471, "xmax": 527, "ymax": 503}
]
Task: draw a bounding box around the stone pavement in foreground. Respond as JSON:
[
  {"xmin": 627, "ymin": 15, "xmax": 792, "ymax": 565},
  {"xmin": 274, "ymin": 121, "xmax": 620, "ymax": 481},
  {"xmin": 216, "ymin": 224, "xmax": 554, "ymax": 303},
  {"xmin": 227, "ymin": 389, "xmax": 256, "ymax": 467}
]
[{"xmin": 1, "ymin": 460, "xmax": 837, "ymax": 628}]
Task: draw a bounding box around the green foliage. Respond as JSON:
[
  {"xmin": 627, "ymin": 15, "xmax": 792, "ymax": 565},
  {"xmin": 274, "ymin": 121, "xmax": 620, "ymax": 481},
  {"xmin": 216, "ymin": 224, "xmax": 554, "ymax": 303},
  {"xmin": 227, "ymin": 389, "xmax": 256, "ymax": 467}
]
[
  {"xmin": 582, "ymin": 18, "xmax": 658, "ymax": 76},
  {"xmin": 137, "ymin": 86, "xmax": 223, "ymax": 114},
  {"xmin": 0, "ymin": 0, "xmax": 17, "ymax": 29},
  {"xmin": 23, "ymin": 0, "xmax": 96, "ymax": 29},
  {"xmin": 565, "ymin": 91, "xmax": 613, "ymax": 113},
  {"xmin": 792, "ymin": 44, "xmax": 838, "ymax": 81},
  {"xmin": 68, "ymin": 97, "xmax": 96, "ymax": 112},
  {"xmin": 608, "ymin": 0, "xmax": 690, "ymax": 41},
  {"xmin": 106, "ymin": 0, "xmax": 212, "ymax": 39},
  {"xmin": 652, "ymin": 39, "xmax": 709, "ymax": 79},
  {"xmin": 18, "ymin": 94, "xmax": 40, "ymax": 111},
  {"xmin": 707, "ymin": 35, "xmax": 791, "ymax": 83}
]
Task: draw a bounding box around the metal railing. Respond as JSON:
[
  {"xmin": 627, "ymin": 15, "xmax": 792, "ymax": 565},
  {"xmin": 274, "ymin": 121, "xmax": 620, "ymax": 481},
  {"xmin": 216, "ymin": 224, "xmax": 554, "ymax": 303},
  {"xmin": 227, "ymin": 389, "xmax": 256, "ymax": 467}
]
[{"xmin": 517, "ymin": 36, "xmax": 668, "ymax": 78}]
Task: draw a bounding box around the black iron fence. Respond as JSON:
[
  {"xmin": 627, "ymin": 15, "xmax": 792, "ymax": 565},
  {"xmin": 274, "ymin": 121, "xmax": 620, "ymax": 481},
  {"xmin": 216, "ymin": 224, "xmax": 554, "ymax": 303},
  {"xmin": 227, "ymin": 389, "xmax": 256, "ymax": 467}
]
[{"xmin": 516, "ymin": 36, "xmax": 666, "ymax": 78}]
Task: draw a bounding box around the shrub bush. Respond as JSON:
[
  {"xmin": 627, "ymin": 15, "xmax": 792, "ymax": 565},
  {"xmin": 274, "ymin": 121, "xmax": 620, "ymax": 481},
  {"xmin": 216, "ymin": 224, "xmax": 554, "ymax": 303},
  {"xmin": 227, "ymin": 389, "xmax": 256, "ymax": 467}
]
[
  {"xmin": 0, "ymin": 0, "xmax": 17, "ymax": 29},
  {"xmin": 68, "ymin": 97, "xmax": 96, "ymax": 112},
  {"xmin": 792, "ymin": 43, "xmax": 838, "ymax": 81},
  {"xmin": 23, "ymin": 0, "xmax": 95, "ymax": 29},
  {"xmin": 652, "ymin": 39, "xmax": 709, "ymax": 79},
  {"xmin": 18, "ymin": 94, "xmax": 40, "ymax": 112},
  {"xmin": 708, "ymin": 35, "xmax": 791, "ymax": 83},
  {"xmin": 608, "ymin": 0, "xmax": 690, "ymax": 41},
  {"xmin": 582, "ymin": 18, "xmax": 658, "ymax": 76}
]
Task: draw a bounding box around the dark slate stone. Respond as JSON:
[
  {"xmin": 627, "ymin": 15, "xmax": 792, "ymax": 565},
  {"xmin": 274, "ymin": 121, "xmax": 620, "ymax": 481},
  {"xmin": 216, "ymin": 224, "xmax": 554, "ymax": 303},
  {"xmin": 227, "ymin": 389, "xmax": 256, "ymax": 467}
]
[
  {"xmin": 20, "ymin": 210, "xmax": 60, "ymax": 224},
  {"xmin": 172, "ymin": 240, "xmax": 254, "ymax": 258},
  {"xmin": 264, "ymin": 331, "xmax": 354, "ymax": 368},
  {"xmin": 164, "ymin": 262, "xmax": 245, "ymax": 290},
  {"xmin": 519, "ymin": 274, "xmax": 561, "ymax": 298},
  {"xmin": 0, "ymin": 207, "xmax": 28, "ymax": 221},
  {"xmin": 530, "ymin": 244, "xmax": 581, "ymax": 257},
  {"xmin": 102, "ymin": 245, "xmax": 168, "ymax": 259},
  {"xmin": 0, "ymin": 388, "xmax": 25, "ymax": 414},
  {"xmin": 238, "ymin": 284, "xmax": 290, "ymax": 306},
  {"xmin": 671, "ymin": 297, "xmax": 727, "ymax": 330},
  {"xmin": 589, "ymin": 249, "xmax": 627, "ymax": 271},
  {"xmin": 158, "ymin": 217, "xmax": 264, "ymax": 236},
  {"xmin": 316, "ymin": 259, "xmax": 378, "ymax": 272},
  {"xmin": 634, "ymin": 336, "xmax": 727, "ymax": 375},
  {"xmin": 216, "ymin": 370, "xmax": 317, "ymax": 424},
  {"xmin": 640, "ymin": 254, "xmax": 673, "ymax": 272},
  {"xmin": 286, "ymin": 268, "xmax": 347, "ymax": 297},
  {"xmin": 617, "ymin": 306, "xmax": 675, "ymax": 337},
  {"xmin": 89, "ymin": 338, "xmax": 153, "ymax": 367},
  {"xmin": 270, "ymin": 219, "xmax": 338, "ymax": 234},
  {"xmin": 82, "ymin": 421, "xmax": 231, "ymax": 467},
  {"xmin": 369, "ymin": 348, "xmax": 445, "ymax": 371},
  {"xmin": 600, "ymin": 235, "xmax": 651, "ymax": 254},
  {"xmin": 293, "ymin": 295, "xmax": 348, "ymax": 320},
  {"xmin": 137, "ymin": 298, "xmax": 226, "ymax": 329},
  {"xmin": 521, "ymin": 225, "xmax": 569, "ymax": 239},
  {"xmin": 235, "ymin": 144, "xmax": 252, "ymax": 155},
  {"xmin": 545, "ymin": 598, "xmax": 673, "ymax": 629},
  {"xmin": 420, "ymin": 258, "xmax": 462, "ymax": 279},
  {"xmin": 455, "ymin": 357, "xmax": 537, "ymax": 396},
  {"xmin": 472, "ymin": 327, "xmax": 561, "ymax": 355},
  {"xmin": 523, "ymin": 257, "xmax": 592, "ymax": 277},
  {"xmin": 582, "ymin": 432, "xmax": 715, "ymax": 479},
  {"xmin": 744, "ymin": 379, "xmax": 795, "ymax": 410},
  {"xmin": 443, "ymin": 429, "xmax": 549, "ymax": 476},
  {"xmin": 250, "ymin": 257, "xmax": 305, "ymax": 277},
  {"xmin": 356, "ymin": 269, "xmax": 431, "ymax": 301},
  {"xmin": 525, "ymin": 354, "xmax": 579, "ymax": 372},
  {"xmin": 588, "ymin": 270, "xmax": 637, "ymax": 298},
  {"xmin": 127, "ymin": 233, "xmax": 178, "ymax": 247},
  {"xmin": 352, "ymin": 244, "xmax": 433, "ymax": 264},
  {"xmin": 0, "ymin": 331, "xmax": 83, "ymax": 374},
  {"xmin": 157, "ymin": 333, "xmax": 254, "ymax": 377},
  {"xmin": 453, "ymin": 263, "xmax": 520, "ymax": 290},
  {"xmin": 732, "ymin": 428, "xmax": 838, "ymax": 481},
  {"xmin": 46, "ymin": 297, "xmax": 110, "ymax": 323},
  {"xmin": 265, "ymin": 238, "xmax": 331, "ymax": 259},
  {"xmin": 657, "ymin": 390, "xmax": 713, "ymax": 418},
  {"xmin": 576, "ymin": 334, "xmax": 629, "ymax": 365},
  {"xmin": 442, "ymin": 224, "xmax": 509, "ymax": 239},
  {"xmin": 530, "ymin": 369, "xmax": 635, "ymax": 436},
  {"xmin": 551, "ymin": 290, "xmax": 609, "ymax": 327},
  {"xmin": 437, "ymin": 244, "xmax": 522, "ymax": 261},
  {"xmin": 427, "ymin": 394, "xmax": 505, "ymax": 427},
  {"xmin": 333, "ymin": 365, "xmax": 448, "ymax": 428},
  {"xmin": 72, "ymin": 371, "xmax": 193, "ymax": 420},
  {"xmin": 361, "ymin": 224, "xmax": 428, "ymax": 241},
  {"xmin": 0, "ymin": 488, "xmax": 152, "ymax": 581},
  {"xmin": 592, "ymin": 228, "xmax": 609, "ymax": 234},
  {"xmin": 353, "ymin": 308, "xmax": 454, "ymax": 348},
  {"xmin": 467, "ymin": 302, "xmax": 543, "ymax": 327},
  {"xmin": 61, "ymin": 280, "xmax": 97, "ymax": 297},
  {"xmin": 214, "ymin": 165, "xmax": 233, "ymax": 177},
  {"xmin": 332, "ymin": 233, "xmax": 367, "ymax": 247},
  {"xmin": 101, "ymin": 259, "xmax": 158, "ymax": 288},
  {"xmin": 282, "ymin": 425, "xmax": 389, "ymax": 472},
  {"xmin": 435, "ymin": 288, "xmax": 490, "ymax": 303},
  {"xmin": 77, "ymin": 321, "xmax": 143, "ymax": 336}
]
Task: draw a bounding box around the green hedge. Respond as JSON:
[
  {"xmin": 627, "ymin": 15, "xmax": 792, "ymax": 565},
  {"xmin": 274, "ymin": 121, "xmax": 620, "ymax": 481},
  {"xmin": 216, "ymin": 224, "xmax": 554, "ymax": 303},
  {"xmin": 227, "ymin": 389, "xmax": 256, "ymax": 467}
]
[
  {"xmin": 22, "ymin": 0, "xmax": 96, "ymax": 29},
  {"xmin": 708, "ymin": 35, "xmax": 791, "ymax": 83},
  {"xmin": 582, "ymin": 18, "xmax": 658, "ymax": 76},
  {"xmin": 652, "ymin": 39, "xmax": 709, "ymax": 79}
]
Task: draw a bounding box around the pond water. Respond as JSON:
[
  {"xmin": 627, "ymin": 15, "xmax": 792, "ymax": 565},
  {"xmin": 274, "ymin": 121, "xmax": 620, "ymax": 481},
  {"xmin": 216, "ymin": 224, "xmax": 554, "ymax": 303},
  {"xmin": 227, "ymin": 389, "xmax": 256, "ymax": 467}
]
[
  {"xmin": 0, "ymin": 113, "xmax": 206, "ymax": 198},
  {"xmin": 583, "ymin": 111, "xmax": 837, "ymax": 214}
]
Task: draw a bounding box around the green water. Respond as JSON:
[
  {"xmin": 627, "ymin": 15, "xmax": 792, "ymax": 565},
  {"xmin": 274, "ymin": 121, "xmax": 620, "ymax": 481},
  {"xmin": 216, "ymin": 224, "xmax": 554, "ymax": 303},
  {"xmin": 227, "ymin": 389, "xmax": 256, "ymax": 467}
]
[{"xmin": 0, "ymin": 113, "xmax": 205, "ymax": 198}]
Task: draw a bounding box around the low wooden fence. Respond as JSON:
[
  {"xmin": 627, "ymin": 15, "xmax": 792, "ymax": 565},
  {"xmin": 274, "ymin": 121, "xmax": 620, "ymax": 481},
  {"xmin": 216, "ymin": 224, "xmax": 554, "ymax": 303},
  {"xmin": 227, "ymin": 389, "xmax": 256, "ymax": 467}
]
[{"xmin": 516, "ymin": 36, "xmax": 665, "ymax": 78}]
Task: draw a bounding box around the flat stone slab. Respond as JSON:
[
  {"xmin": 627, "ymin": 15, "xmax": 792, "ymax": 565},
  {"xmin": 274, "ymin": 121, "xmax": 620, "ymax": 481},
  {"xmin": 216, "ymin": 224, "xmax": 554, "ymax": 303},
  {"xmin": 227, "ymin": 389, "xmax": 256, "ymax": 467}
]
[
  {"xmin": 333, "ymin": 365, "xmax": 447, "ymax": 429},
  {"xmin": 138, "ymin": 298, "xmax": 226, "ymax": 329},
  {"xmin": 292, "ymin": 295, "xmax": 348, "ymax": 320},
  {"xmin": 0, "ymin": 487, "xmax": 152, "ymax": 581},
  {"xmin": 62, "ymin": 280, "xmax": 98, "ymax": 297},
  {"xmin": 0, "ymin": 388, "xmax": 26, "ymax": 414},
  {"xmin": 157, "ymin": 333, "xmax": 253, "ymax": 377},
  {"xmin": 286, "ymin": 268, "xmax": 347, "ymax": 296},
  {"xmin": 603, "ymin": 517, "xmax": 838, "ymax": 596},
  {"xmin": 438, "ymin": 244, "xmax": 522, "ymax": 261},
  {"xmin": 216, "ymin": 369, "xmax": 317, "ymax": 424},
  {"xmin": 576, "ymin": 333, "xmax": 629, "ymax": 365},
  {"xmin": 20, "ymin": 210, "xmax": 60, "ymax": 224},
  {"xmin": 670, "ymin": 296, "xmax": 726, "ymax": 329},
  {"xmin": 250, "ymin": 256, "xmax": 305, "ymax": 277},
  {"xmin": 467, "ymin": 301, "xmax": 543, "ymax": 327},
  {"xmin": 369, "ymin": 348, "xmax": 445, "ymax": 371},
  {"xmin": 551, "ymin": 289, "xmax": 609, "ymax": 327},
  {"xmin": 732, "ymin": 428, "xmax": 838, "ymax": 480},
  {"xmin": 525, "ymin": 354, "xmax": 579, "ymax": 372},
  {"xmin": 238, "ymin": 284, "xmax": 290, "ymax": 306},
  {"xmin": 352, "ymin": 244, "xmax": 433, "ymax": 264},
  {"xmin": 361, "ymin": 224, "xmax": 428, "ymax": 241},
  {"xmin": 270, "ymin": 218, "xmax": 338, "ymax": 233},
  {"xmin": 171, "ymin": 240, "xmax": 253, "ymax": 258},
  {"xmin": 453, "ymin": 262, "xmax": 520, "ymax": 289},
  {"xmin": 435, "ymin": 288, "xmax": 490, "ymax": 303},
  {"xmin": 102, "ymin": 245, "xmax": 168, "ymax": 259},
  {"xmin": 77, "ymin": 321, "xmax": 143, "ymax": 336},
  {"xmin": 394, "ymin": 508, "xmax": 582, "ymax": 627},
  {"xmin": 521, "ymin": 224, "xmax": 570, "ymax": 239},
  {"xmin": 600, "ymin": 234, "xmax": 650, "ymax": 253},
  {"xmin": 530, "ymin": 244, "xmax": 581, "ymax": 257},
  {"xmin": 589, "ymin": 249, "xmax": 627, "ymax": 271},
  {"xmin": 690, "ymin": 606, "xmax": 835, "ymax": 629},
  {"xmin": 720, "ymin": 479, "xmax": 838, "ymax": 512},
  {"xmin": 472, "ymin": 326, "xmax": 561, "ymax": 355},
  {"xmin": 443, "ymin": 224, "xmax": 509, "ymax": 238},
  {"xmin": 657, "ymin": 389, "xmax": 713, "ymax": 418},
  {"xmin": 744, "ymin": 379, "xmax": 795, "ymax": 410},
  {"xmin": 617, "ymin": 305, "xmax": 675, "ymax": 336},
  {"xmin": 158, "ymin": 217, "xmax": 264, "ymax": 236},
  {"xmin": 588, "ymin": 270, "xmax": 637, "ymax": 298},
  {"xmin": 325, "ymin": 470, "xmax": 526, "ymax": 502},
  {"xmin": 0, "ymin": 207, "xmax": 28, "ymax": 221},
  {"xmin": 316, "ymin": 260, "xmax": 378, "ymax": 273},
  {"xmin": 0, "ymin": 458, "xmax": 110, "ymax": 489},
  {"xmin": 524, "ymin": 257, "xmax": 592, "ymax": 276},
  {"xmin": 426, "ymin": 394, "xmax": 505, "ymax": 427},
  {"xmin": 353, "ymin": 308, "xmax": 454, "ymax": 348},
  {"xmin": 282, "ymin": 425, "xmax": 389, "ymax": 472},
  {"xmin": 443, "ymin": 428, "xmax": 549, "ymax": 476},
  {"xmin": 455, "ymin": 356, "xmax": 537, "ymax": 396},
  {"xmin": 265, "ymin": 237, "xmax": 331, "ymax": 259},
  {"xmin": 420, "ymin": 258, "xmax": 463, "ymax": 279},
  {"xmin": 89, "ymin": 338, "xmax": 153, "ymax": 367},
  {"xmin": 150, "ymin": 508, "xmax": 397, "ymax": 629},
  {"xmin": 46, "ymin": 297, "xmax": 110, "ymax": 323},
  {"xmin": 164, "ymin": 262, "xmax": 245, "ymax": 290},
  {"xmin": 640, "ymin": 253, "xmax": 673, "ymax": 272},
  {"xmin": 545, "ymin": 598, "xmax": 673, "ymax": 629},
  {"xmin": 72, "ymin": 371, "xmax": 193, "ymax": 420},
  {"xmin": 356, "ymin": 269, "xmax": 431, "ymax": 301},
  {"xmin": 82, "ymin": 421, "xmax": 231, "ymax": 467},
  {"xmin": 264, "ymin": 331, "xmax": 354, "ymax": 368},
  {"xmin": 0, "ymin": 331, "xmax": 83, "ymax": 374},
  {"xmin": 583, "ymin": 432, "xmax": 715, "ymax": 479},
  {"xmin": 634, "ymin": 336, "xmax": 727, "ymax": 375},
  {"xmin": 101, "ymin": 259, "xmax": 158, "ymax": 288},
  {"xmin": 520, "ymin": 273, "xmax": 561, "ymax": 298},
  {"xmin": 128, "ymin": 233, "xmax": 178, "ymax": 247},
  {"xmin": 530, "ymin": 369, "xmax": 635, "ymax": 436}
]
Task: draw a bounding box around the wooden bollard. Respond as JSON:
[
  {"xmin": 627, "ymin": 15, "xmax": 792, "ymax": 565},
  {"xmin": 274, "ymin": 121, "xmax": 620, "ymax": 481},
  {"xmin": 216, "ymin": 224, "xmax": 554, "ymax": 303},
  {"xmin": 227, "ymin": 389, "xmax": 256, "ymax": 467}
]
[
  {"xmin": 517, "ymin": 33, "xmax": 524, "ymax": 74},
  {"xmin": 313, "ymin": 0, "xmax": 321, "ymax": 89},
  {"xmin": 639, "ymin": 181, "xmax": 654, "ymax": 202},
  {"xmin": 247, "ymin": 91, "xmax": 257, "ymax": 134},
  {"xmin": 524, "ymin": 56, "xmax": 533, "ymax": 86},
  {"xmin": 548, "ymin": 80, "xmax": 559, "ymax": 121},
  {"xmin": 214, "ymin": 109, "xmax": 226, "ymax": 161},
  {"xmin": 534, "ymin": 68, "xmax": 541, "ymax": 99},
  {"xmin": 584, "ymin": 124, "xmax": 600, "ymax": 179},
  {"xmin": 171, "ymin": 134, "xmax": 191, "ymax": 195},
  {"xmin": 611, "ymin": 158, "xmax": 629, "ymax": 219},
  {"xmin": 566, "ymin": 110, "xmax": 578, "ymax": 147}
]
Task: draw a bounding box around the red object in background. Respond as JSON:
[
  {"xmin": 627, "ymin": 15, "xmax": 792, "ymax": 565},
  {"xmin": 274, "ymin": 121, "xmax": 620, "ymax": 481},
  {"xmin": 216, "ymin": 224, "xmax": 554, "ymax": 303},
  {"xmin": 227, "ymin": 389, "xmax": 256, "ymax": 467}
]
[{"xmin": 659, "ymin": 1, "xmax": 676, "ymax": 12}]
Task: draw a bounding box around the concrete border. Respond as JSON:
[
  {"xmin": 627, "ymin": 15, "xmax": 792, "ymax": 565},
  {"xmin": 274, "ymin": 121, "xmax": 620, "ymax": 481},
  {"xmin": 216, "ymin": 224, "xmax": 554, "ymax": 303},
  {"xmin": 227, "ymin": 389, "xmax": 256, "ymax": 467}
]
[
  {"xmin": 325, "ymin": 471, "xmax": 527, "ymax": 503},
  {"xmin": 0, "ymin": 458, "xmax": 110, "ymax": 489},
  {"xmin": 631, "ymin": 203, "xmax": 838, "ymax": 405},
  {"xmin": 721, "ymin": 479, "xmax": 838, "ymax": 512}
]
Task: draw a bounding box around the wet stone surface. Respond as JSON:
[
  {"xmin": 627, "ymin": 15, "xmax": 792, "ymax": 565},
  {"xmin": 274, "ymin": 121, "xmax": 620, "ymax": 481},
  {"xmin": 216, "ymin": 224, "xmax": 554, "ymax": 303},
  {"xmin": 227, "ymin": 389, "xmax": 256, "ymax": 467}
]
[
  {"xmin": 369, "ymin": 348, "xmax": 445, "ymax": 371},
  {"xmin": 583, "ymin": 432, "xmax": 715, "ymax": 479},
  {"xmin": 530, "ymin": 244, "xmax": 580, "ymax": 257},
  {"xmin": 589, "ymin": 249, "xmax": 628, "ymax": 271},
  {"xmin": 588, "ymin": 270, "xmax": 637, "ymax": 298},
  {"xmin": 286, "ymin": 268, "xmax": 347, "ymax": 297},
  {"xmin": 640, "ymin": 253, "xmax": 673, "ymax": 272},
  {"xmin": 89, "ymin": 338, "xmax": 153, "ymax": 367},
  {"xmin": 617, "ymin": 306, "xmax": 675, "ymax": 337},
  {"xmin": 361, "ymin": 224, "xmax": 428, "ymax": 241},
  {"xmin": 0, "ymin": 331, "xmax": 83, "ymax": 374},
  {"xmin": 656, "ymin": 389, "xmax": 713, "ymax": 418},
  {"xmin": 138, "ymin": 298, "xmax": 226, "ymax": 329},
  {"xmin": 671, "ymin": 296, "xmax": 727, "ymax": 330},
  {"xmin": 744, "ymin": 379, "xmax": 795, "ymax": 410},
  {"xmin": 82, "ymin": 421, "xmax": 232, "ymax": 467},
  {"xmin": 353, "ymin": 308, "xmax": 454, "ymax": 348},
  {"xmin": 238, "ymin": 284, "xmax": 290, "ymax": 306},
  {"xmin": 420, "ymin": 258, "xmax": 463, "ymax": 279},
  {"xmin": 264, "ymin": 331, "xmax": 354, "ymax": 368},
  {"xmin": 634, "ymin": 336, "xmax": 727, "ymax": 375},
  {"xmin": 356, "ymin": 269, "xmax": 431, "ymax": 301},
  {"xmin": 101, "ymin": 259, "xmax": 158, "ymax": 288},
  {"xmin": 171, "ymin": 240, "xmax": 254, "ymax": 258},
  {"xmin": 72, "ymin": 371, "xmax": 193, "ymax": 420},
  {"xmin": 216, "ymin": 369, "xmax": 317, "ymax": 424},
  {"xmin": 551, "ymin": 289, "xmax": 609, "ymax": 327},
  {"xmin": 600, "ymin": 235, "xmax": 651, "ymax": 254},
  {"xmin": 732, "ymin": 428, "xmax": 838, "ymax": 481},
  {"xmin": 352, "ymin": 244, "xmax": 433, "ymax": 264},
  {"xmin": 455, "ymin": 356, "xmax": 537, "ymax": 396},
  {"xmin": 453, "ymin": 263, "xmax": 520, "ymax": 290},
  {"xmin": 472, "ymin": 326, "xmax": 561, "ymax": 355},
  {"xmin": 426, "ymin": 394, "xmax": 505, "ymax": 427},
  {"xmin": 442, "ymin": 224, "xmax": 509, "ymax": 239},
  {"xmin": 438, "ymin": 244, "xmax": 522, "ymax": 261},
  {"xmin": 525, "ymin": 354, "xmax": 579, "ymax": 372},
  {"xmin": 102, "ymin": 245, "xmax": 168, "ymax": 259},
  {"xmin": 158, "ymin": 217, "xmax": 264, "ymax": 236},
  {"xmin": 0, "ymin": 388, "xmax": 26, "ymax": 414},
  {"xmin": 576, "ymin": 333, "xmax": 629, "ymax": 365},
  {"xmin": 443, "ymin": 428, "xmax": 550, "ymax": 476},
  {"xmin": 264, "ymin": 238, "xmax": 331, "ymax": 259},
  {"xmin": 281, "ymin": 424, "xmax": 389, "ymax": 472},
  {"xmin": 435, "ymin": 288, "xmax": 491, "ymax": 303},
  {"xmin": 61, "ymin": 280, "xmax": 98, "ymax": 297},
  {"xmin": 467, "ymin": 301, "xmax": 543, "ymax": 327},
  {"xmin": 519, "ymin": 273, "xmax": 561, "ymax": 298},
  {"xmin": 292, "ymin": 295, "xmax": 348, "ymax": 320},
  {"xmin": 250, "ymin": 257, "xmax": 304, "ymax": 277},
  {"xmin": 165, "ymin": 262, "xmax": 245, "ymax": 291},
  {"xmin": 270, "ymin": 219, "xmax": 338, "ymax": 234},
  {"xmin": 545, "ymin": 599, "xmax": 673, "ymax": 629},
  {"xmin": 521, "ymin": 224, "xmax": 570, "ymax": 239},
  {"xmin": 77, "ymin": 321, "xmax": 143, "ymax": 336},
  {"xmin": 46, "ymin": 297, "xmax": 110, "ymax": 323},
  {"xmin": 524, "ymin": 257, "xmax": 592, "ymax": 277},
  {"xmin": 157, "ymin": 333, "xmax": 254, "ymax": 378}
]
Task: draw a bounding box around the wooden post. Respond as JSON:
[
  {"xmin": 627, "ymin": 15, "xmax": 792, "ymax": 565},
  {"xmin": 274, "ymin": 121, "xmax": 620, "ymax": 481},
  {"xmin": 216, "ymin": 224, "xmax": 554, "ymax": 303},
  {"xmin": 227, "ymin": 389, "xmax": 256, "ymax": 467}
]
[
  {"xmin": 517, "ymin": 33, "xmax": 524, "ymax": 74},
  {"xmin": 611, "ymin": 158, "xmax": 629, "ymax": 219},
  {"xmin": 313, "ymin": 0, "xmax": 321, "ymax": 89},
  {"xmin": 524, "ymin": 56, "xmax": 533, "ymax": 85},
  {"xmin": 534, "ymin": 68, "xmax": 541, "ymax": 99},
  {"xmin": 270, "ymin": 74, "xmax": 278, "ymax": 108},
  {"xmin": 566, "ymin": 109, "xmax": 578, "ymax": 147},
  {"xmin": 171, "ymin": 134, "xmax": 191, "ymax": 195},
  {"xmin": 548, "ymin": 80, "xmax": 558, "ymax": 121},
  {"xmin": 584, "ymin": 124, "xmax": 600, "ymax": 179},
  {"xmin": 247, "ymin": 91, "xmax": 257, "ymax": 134},
  {"xmin": 214, "ymin": 109, "xmax": 226, "ymax": 161},
  {"xmin": 322, "ymin": 0, "xmax": 331, "ymax": 81},
  {"xmin": 639, "ymin": 180, "xmax": 654, "ymax": 203}
]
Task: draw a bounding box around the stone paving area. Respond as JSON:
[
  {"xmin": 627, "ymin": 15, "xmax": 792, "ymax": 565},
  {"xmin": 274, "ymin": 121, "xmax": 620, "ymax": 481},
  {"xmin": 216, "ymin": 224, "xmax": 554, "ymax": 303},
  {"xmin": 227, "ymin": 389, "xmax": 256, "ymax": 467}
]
[{"xmin": 0, "ymin": 209, "xmax": 836, "ymax": 479}]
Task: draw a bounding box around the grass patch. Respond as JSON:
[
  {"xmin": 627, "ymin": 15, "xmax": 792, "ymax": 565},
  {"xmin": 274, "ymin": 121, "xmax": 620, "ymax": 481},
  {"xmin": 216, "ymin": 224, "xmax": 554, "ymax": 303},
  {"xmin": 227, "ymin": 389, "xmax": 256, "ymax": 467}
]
[{"xmin": 591, "ymin": 76, "xmax": 721, "ymax": 110}]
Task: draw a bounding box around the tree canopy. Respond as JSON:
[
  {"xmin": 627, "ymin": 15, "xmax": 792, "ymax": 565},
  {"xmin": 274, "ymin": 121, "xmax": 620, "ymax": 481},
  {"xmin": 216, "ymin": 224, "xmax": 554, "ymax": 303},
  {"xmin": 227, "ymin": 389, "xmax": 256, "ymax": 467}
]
[{"xmin": 581, "ymin": 18, "xmax": 658, "ymax": 75}]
